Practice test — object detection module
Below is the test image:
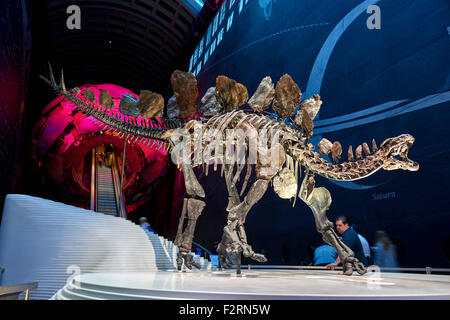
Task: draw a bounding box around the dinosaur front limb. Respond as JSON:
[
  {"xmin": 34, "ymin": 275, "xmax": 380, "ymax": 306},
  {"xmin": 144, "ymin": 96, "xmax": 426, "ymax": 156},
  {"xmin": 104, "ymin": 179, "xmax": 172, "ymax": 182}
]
[
  {"xmin": 298, "ymin": 171, "xmax": 366, "ymax": 275},
  {"xmin": 170, "ymin": 134, "xmax": 205, "ymax": 198},
  {"xmin": 174, "ymin": 198, "xmax": 205, "ymax": 270},
  {"xmin": 181, "ymin": 162, "xmax": 205, "ymax": 198}
]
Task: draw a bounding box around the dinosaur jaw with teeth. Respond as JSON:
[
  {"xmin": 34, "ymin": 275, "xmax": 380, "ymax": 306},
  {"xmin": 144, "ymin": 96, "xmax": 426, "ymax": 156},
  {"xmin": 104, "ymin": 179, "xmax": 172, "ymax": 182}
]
[{"xmin": 381, "ymin": 134, "xmax": 419, "ymax": 171}]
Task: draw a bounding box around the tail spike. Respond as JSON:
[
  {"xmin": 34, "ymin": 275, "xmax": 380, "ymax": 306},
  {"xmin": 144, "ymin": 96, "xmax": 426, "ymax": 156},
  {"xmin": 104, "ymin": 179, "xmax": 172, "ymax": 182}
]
[
  {"xmin": 60, "ymin": 69, "xmax": 67, "ymax": 93},
  {"xmin": 348, "ymin": 145, "xmax": 354, "ymax": 162},
  {"xmin": 362, "ymin": 142, "xmax": 371, "ymax": 156},
  {"xmin": 355, "ymin": 145, "xmax": 363, "ymax": 160},
  {"xmin": 372, "ymin": 139, "xmax": 378, "ymax": 152},
  {"xmin": 48, "ymin": 62, "xmax": 57, "ymax": 87}
]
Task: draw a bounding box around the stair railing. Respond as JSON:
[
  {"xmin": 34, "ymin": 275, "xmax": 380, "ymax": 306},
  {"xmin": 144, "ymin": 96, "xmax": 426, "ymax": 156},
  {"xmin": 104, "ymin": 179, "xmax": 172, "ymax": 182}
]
[{"xmin": 90, "ymin": 148, "xmax": 97, "ymax": 211}]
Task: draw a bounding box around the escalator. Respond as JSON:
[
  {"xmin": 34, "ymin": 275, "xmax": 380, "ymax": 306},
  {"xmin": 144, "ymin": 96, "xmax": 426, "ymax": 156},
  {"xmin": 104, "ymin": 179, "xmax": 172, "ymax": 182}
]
[
  {"xmin": 96, "ymin": 165, "xmax": 118, "ymax": 216},
  {"xmin": 90, "ymin": 144, "xmax": 127, "ymax": 218}
]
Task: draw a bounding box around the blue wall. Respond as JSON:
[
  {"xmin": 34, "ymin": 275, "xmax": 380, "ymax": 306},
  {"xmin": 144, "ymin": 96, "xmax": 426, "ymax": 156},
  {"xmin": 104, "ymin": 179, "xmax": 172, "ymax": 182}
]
[{"xmin": 190, "ymin": 0, "xmax": 450, "ymax": 267}]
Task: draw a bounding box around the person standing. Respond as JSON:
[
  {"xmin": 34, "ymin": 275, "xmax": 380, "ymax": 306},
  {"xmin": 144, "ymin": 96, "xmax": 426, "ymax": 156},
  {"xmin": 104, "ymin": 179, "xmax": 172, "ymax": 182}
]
[
  {"xmin": 352, "ymin": 224, "xmax": 373, "ymax": 265},
  {"xmin": 373, "ymin": 230, "xmax": 399, "ymax": 269},
  {"xmin": 139, "ymin": 217, "xmax": 155, "ymax": 233}
]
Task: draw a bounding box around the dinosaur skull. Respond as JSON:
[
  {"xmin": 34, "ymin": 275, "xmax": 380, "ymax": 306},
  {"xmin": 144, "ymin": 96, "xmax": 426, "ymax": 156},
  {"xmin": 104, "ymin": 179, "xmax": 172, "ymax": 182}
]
[{"xmin": 380, "ymin": 134, "xmax": 419, "ymax": 171}]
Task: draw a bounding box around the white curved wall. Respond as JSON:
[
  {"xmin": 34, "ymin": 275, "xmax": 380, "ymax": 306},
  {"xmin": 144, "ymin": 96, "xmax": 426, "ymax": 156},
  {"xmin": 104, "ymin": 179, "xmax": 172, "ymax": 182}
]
[{"xmin": 0, "ymin": 194, "xmax": 178, "ymax": 299}]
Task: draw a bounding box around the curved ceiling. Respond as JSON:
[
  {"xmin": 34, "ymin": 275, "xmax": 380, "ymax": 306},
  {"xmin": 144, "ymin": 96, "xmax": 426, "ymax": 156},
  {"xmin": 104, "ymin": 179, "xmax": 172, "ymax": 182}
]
[{"xmin": 40, "ymin": 0, "xmax": 202, "ymax": 99}]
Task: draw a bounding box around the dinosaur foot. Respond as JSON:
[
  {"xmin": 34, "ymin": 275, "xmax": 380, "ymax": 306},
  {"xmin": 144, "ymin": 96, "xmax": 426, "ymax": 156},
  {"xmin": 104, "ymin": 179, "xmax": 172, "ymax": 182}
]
[
  {"xmin": 176, "ymin": 253, "xmax": 184, "ymax": 271},
  {"xmin": 242, "ymin": 244, "xmax": 267, "ymax": 263},
  {"xmin": 343, "ymin": 257, "xmax": 367, "ymax": 276},
  {"xmin": 177, "ymin": 253, "xmax": 201, "ymax": 270},
  {"xmin": 218, "ymin": 252, "xmax": 236, "ymax": 269},
  {"xmin": 250, "ymin": 253, "xmax": 267, "ymax": 263}
]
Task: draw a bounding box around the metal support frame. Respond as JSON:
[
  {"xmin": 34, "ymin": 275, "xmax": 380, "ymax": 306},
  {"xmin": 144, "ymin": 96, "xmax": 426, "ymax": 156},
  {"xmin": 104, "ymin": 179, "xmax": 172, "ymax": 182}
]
[{"xmin": 119, "ymin": 133, "xmax": 128, "ymax": 217}]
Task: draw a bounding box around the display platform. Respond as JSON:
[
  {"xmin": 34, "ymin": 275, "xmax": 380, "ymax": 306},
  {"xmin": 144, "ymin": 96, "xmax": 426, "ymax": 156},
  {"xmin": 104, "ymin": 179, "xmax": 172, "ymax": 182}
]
[{"xmin": 53, "ymin": 269, "xmax": 450, "ymax": 300}]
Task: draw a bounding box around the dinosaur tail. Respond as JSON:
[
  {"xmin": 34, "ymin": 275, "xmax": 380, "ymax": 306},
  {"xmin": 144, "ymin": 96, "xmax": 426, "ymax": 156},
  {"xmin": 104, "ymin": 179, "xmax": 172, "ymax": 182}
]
[{"xmin": 40, "ymin": 62, "xmax": 182, "ymax": 150}]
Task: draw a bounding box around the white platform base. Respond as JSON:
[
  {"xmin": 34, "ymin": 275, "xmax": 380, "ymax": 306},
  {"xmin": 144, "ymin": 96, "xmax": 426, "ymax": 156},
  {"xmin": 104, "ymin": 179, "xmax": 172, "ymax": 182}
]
[{"xmin": 53, "ymin": 269, "xmax": 450, "ymax": 300}]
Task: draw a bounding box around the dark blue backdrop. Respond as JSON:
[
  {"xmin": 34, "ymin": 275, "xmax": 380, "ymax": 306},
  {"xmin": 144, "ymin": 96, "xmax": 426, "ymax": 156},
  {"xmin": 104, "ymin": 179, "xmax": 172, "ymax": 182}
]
[{"xmin": 189, "ymin": 0, "xmax": 450, "ymax": 267}]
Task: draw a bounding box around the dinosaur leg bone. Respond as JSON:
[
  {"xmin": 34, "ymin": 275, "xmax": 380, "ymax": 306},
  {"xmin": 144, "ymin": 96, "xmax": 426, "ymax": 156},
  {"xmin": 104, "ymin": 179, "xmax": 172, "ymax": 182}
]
[
  {"xmin": 224, "ymin": 164, "xmax": 240, "ymax": 211},
  {"xmin": 174, "ymin": 198, "xmax": 206, "ymax": 270},
  {"xmin": 219, "ymin": 175, "xmax": 269, "ymax": 274},
  {"xmin": 217, "ymin": 219, "xmax": 241, "ymax": 270},
  {"xmin": 298, "ymin": 171, "xmax": 366, "ymax": 275},
  {"xmin": 169, "ymin": 134, "xmax": 205, "ymax": 198},
  {"xmin": 181, "ymin": 162, "xmax": 205, "ymax": 198},
  {"xmin": 230, "ymin": 179, "xmax": 269, "ymax": 264}
]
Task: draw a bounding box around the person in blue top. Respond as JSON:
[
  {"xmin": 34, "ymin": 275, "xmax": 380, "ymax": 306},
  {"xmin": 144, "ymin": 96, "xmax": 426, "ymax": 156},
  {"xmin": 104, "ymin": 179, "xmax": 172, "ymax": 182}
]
[
  {"xmin": 139, "ymin": 217, "xmax": 155, "ymax": 233},
  {"xmin": 314, "ymin": 243, "xmax": 338, "ymax": 266},
  {"xmin": 326, "ymin": 216, "xmax": 368, "ymax": 269},
  {"xmin": 373, "ymin": 230, "xmax": 399, "ymax": 269}
]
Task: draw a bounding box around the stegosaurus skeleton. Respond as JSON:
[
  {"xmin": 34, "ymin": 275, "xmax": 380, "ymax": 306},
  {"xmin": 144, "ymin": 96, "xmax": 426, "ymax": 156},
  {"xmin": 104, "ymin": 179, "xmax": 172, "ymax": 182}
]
[{"xmin": 41, "ymin": 65, "xmax": 419, "ymax": 275}]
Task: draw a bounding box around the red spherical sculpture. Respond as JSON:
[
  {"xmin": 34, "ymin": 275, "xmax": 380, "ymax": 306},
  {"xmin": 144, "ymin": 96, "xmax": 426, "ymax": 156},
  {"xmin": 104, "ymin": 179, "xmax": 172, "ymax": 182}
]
[{"xmin": 32, "ymin": 83, "xmax": 171, "ymax": 214}]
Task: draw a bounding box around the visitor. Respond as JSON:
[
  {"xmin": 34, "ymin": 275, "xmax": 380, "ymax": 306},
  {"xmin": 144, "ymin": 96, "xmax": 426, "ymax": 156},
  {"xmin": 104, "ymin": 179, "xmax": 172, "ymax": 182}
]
[
  {"xmin": 209, "ymin": 242, "xmax": 220, "ymax": 267},
  {"xmin": 104, "ymin": 144, "xmax": 114, "ymax": 168},
  {"xmin": 326, "ymin": 216, "xmax": 368, "ymax": 269},
  {"xmin": 373, "ymin": 230, "xmax": 399, "ymax": 269},
  {"xmin": 139, "ymin": 217, "xmax": 155, "ymax": 233},
  {"xmin": 195, "ymin": 248, "xmax": 203, "ymax": 257},
  {"xmin": 352, "ymin": 224, "xmax": 373, "ymax": 265},
  {"xmin": 97, "ymin": 151, "xmax": 105, "ymax": 167},
  {"xmin": 314, "ymin": 243, "xmax": 338, "ymax": 266},
  {"xmin": 97, "ymin": 145, "xmax": 106, "ymax": 167}
]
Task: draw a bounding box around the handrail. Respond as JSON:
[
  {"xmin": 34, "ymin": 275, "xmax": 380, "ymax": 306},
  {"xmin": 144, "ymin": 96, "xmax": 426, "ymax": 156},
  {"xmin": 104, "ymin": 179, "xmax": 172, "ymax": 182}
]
[
  {"xmin": 90, "ymin": 148, "xmax": 96, "ymax": 211},
  {"xmin": 192, "ymin": 241, "xmax": 213, "ymax": 256},
  {"xmin": 244, "ymin": 265, "xmax": 450, "ymax": 274},
  {"xmin": 0, "ymin": 282, "xmax": 38, "ymax": 300},
  {"xmin": 110, "ymin": 147, "xmax": 127, "ymax": 219}
]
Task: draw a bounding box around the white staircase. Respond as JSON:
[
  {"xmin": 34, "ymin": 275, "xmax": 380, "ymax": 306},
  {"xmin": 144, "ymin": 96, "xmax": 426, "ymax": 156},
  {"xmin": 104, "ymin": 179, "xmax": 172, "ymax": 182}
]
[
  {"xmin": 0, "ymin": 194, "xmax": 211, "ymax": 300},
  {"xmin": 144, "ymin": 230, "xmax": 213, "ymax": 271}
]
